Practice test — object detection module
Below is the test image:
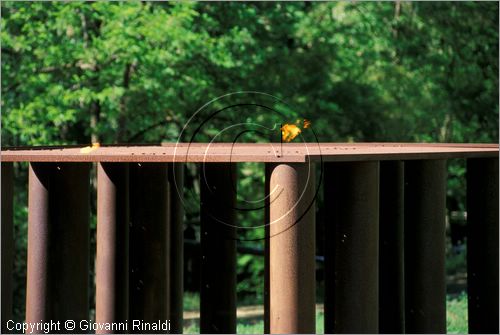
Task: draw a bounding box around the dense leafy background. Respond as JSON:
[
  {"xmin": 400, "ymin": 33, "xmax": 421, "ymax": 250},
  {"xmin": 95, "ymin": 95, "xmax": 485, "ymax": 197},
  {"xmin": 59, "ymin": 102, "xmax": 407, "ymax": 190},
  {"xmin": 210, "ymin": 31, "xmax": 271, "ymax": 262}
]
[
  {"xmin": 3, "ymin": 2, "xmax": 498, "ymax": 145},
  {"xmin": 2, "ymin": 1, "xmax": 498, "ymax": 324}
]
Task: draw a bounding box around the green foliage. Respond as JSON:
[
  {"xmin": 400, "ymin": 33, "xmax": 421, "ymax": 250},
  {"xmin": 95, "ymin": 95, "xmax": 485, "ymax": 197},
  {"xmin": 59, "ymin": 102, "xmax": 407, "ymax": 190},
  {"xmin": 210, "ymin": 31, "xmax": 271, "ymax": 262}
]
[
  {"xmin": 447, "ymin": 292, "xmax": 468, "ymax": 334},
  {"xmin": 2, "ymin": 2, "xmax": 497, "ymax": 145},
  {"xmin": 237, "ymin": 252, "xmax": 264, "ymax": 303},
  {"xmin": 182, "ymin": 294, "xmax": 467, "ymax": 334},
  {"xmin": 446, "ymin": 250, "xmax": 466, "ymax": 276},
  {"xmin": 183, "ymin": 291, "xmax": 200, "ymax": 312},
  {"xmin": 236, "ymin": 310, "xmax": 321, "ymax": 334}
]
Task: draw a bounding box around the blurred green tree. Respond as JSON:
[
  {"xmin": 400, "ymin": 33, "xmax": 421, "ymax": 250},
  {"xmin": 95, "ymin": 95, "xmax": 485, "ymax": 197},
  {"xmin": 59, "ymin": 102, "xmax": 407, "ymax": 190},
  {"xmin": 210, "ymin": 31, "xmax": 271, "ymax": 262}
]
[{"xmin": 1, "ymin": 1, "xmax": 498, "ymax": 317}]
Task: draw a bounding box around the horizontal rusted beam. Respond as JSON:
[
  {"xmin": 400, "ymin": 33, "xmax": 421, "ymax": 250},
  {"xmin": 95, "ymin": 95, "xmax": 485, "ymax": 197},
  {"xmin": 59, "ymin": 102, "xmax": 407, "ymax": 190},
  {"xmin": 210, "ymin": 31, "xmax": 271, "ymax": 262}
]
[{"xmin": 1, "ymin": 143, "xmax": 498, "ymax": 162}]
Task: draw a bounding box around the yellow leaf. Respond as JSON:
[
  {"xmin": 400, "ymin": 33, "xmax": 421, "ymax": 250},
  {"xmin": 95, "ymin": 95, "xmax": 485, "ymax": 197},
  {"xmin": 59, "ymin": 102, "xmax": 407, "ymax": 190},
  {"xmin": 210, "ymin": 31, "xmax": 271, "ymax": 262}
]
[
  {"xmin": 281, "ymin": 124, "xmax": 302, "ymax": 142},
  {"xmin": 80, "ymin": 142, "xmax": 100, "ymax": 153}
]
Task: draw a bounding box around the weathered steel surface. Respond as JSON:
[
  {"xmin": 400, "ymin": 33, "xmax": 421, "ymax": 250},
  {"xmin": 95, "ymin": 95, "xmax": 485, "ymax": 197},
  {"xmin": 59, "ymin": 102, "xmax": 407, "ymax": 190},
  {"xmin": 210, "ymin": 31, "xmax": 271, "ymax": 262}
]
[
  {"xmin": 379, "ymin": 161, "xmax": 405, "ymax": 333},
  {"xmin": 467, "ymin": 158, "xmax": 499, "ymax": 334},
  {"xmin": 2, "ymin": 143, "xmax": 498, "ymax": 162},
  {"xmin": 324, "ymin": 161, "xmax": 380, "ymax": 334},
  {"xmin": 4, "ymin": 143, "xmax": 498, "ymax": 335},
  {"xmin": 268, "ymin": 163, "xmax": 316, "ymax": 334},
  {"xmin": 200, "ymin": 163, "xmax": 237, "ymax": 334},
  {"xmin": 96, "ymin": 163, "xmax": 129, "ymax": 332},
  {"xmin": 1, "ymin": 163, "xmax": 13, "ymax": 333},
  {"xmin": 26, "ymin": 163, "xmax": 90, "ymax": 331},
  {"xmin": 404, "ymin": 160, "xmax": 447, "ymax": 333},
  {"xmin": 26, "ymin": 163, "xmax": 50, "ymax": 323},
  {"xmin": 167, "ymin": 163, "xmax": 184, "ymax": 333},
  {"xmin": 264, "ymin": 164, "xmax": 271, "ymax": 334},
  {"xmin": 129, "ymin": 163, "xmax": 169, "ymax": 332}
]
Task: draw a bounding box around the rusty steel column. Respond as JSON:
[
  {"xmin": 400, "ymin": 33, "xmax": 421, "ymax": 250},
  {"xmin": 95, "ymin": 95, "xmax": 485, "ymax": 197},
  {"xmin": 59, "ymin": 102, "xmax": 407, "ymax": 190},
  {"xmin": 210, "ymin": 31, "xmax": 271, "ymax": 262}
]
[
  {"xmin": 379, "ymin": 161, "xmax": 405, "ymax": 333},
  {"xmin": 26, "ymin": 163, "xmax": 90, "ymax": 329},
  {"xmin": 26, "ymin": 163, "xmax": 50, "ymax": 323},
  {"xmin": 268, "ymin": 163, "xmax": 316, "ymax": 334},
  {"xmin": 167, "ymin": 163, "xmax": 184, "ymax": 333},
  {"xmin": 324, "ymin": 161, "xmax": 379, "ymax": 334},
  {"xmin": 200, "ymin": 163, "xmax": 237, "ymax": 334},
  {"xmin": 96, "ymin": 163, "xmax": 129, "ymax": 331},
  {"xmin": 264, "ymin": 164, "xmax": 270, "ymax": 334},
  {"xmin": 1, "ymin": 163, "xmax": 14, "ymax": 333},
  {"xmin": 129, "ymin": 163, "xmax": 169, "ymax": 331},
  {"xmin": 467, "ymin": 158, "xmax": 499, "ymax": 334},
  {"xmin": 404, "ymin": 159, "xmax": 446, "ymax": 333}
]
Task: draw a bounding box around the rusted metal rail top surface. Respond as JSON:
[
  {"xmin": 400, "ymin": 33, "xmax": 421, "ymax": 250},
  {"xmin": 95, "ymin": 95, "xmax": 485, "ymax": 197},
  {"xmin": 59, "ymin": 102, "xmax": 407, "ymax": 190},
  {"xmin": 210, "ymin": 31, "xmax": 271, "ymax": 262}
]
[{"xmin": 1, "ymin": 143, "xmax": 498, "ymax": 163}]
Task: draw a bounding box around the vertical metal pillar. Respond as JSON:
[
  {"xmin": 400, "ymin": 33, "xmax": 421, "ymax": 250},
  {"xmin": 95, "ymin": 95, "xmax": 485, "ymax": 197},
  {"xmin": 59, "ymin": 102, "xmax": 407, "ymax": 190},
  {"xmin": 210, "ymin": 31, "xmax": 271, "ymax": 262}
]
[
  {"xmin": 1, "ymin": 163, "xmax": 13, "ymax": 333},
  {"xmin": 168, "ymin": 163, "xmax": 184, "ymax": 333},
  {"xmin": 26, "ymin": 163, "xmax": 50, "ymax": 323},
  {"xmin": 467, "ymin": 158, "xmax": 499, "ymax": 334},
  {"xmin": 129, "ymin": 163, "xmax": 169, "ymax": 330},
  {"xmin": 26, "ymin": 163, "xmax": 90, "ymax": 328},
  {"xmin": 200, "ymin": 163, "xmax": 237, "ymax": 334},
  {"xmin": 264, "ymin": 164, "xmax": 270, "ymax": 334},
  {"xmin": 96, "ymin": 163, "xmax": 129, "ymax": 331},
  {"xmin": 379, "ymin": 161, "xmax": 405, "ymax": 333},
  {"xmin": 324, "ymin": 161, "xmax": 379, "ymax": 334},
  {"xmin": 268, "ymin": 163, "xmax": 316, "ymax": 334},
  {"xmin": 404, "ymin": 159, "xmax": 446, "ymax": 333}
]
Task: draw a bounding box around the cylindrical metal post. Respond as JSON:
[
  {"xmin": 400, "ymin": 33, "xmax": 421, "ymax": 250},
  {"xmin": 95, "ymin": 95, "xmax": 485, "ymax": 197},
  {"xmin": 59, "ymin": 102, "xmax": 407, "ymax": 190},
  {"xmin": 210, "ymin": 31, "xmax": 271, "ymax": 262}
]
[
  {"xmin": 26, "ymin": 163, "xmax": 90, "ymax": 329},
  {"xmin": 200, "ymin": 163, "xmax": 237, "ymax": 334},
  {"xmin": 1, "ymin": 163, "xmax": 14, "ymax": 333},
  {"xmin": 379, "ymin": 161, "xmax": 405, "ymax": 333},
  {"xmin": 96, "ymin": 163, "xmax": 129, "ymax": 332},
  {"xmin": 404, "ymin": 159, "xmax": 447, "ymax": 333},
  {"xmin": 129, "ymin": 163, "xmax": 169, "ymax": 332},
  {"xmin": 268, "ymin": 163, "xmax": 316, "ymax": 334},
  {"xmin": 324, "ymin": 161, "xmax": 379, "ymax": 334},
  {"xmin": 26, "ymin": 163, "xmax": 50, "ymax": 323},
  {"xmin": 168, "ymin": 163, "xmax": 184, "ymax": 333},
  {"xmin": 264, "ymin": 164, "xmax": 270, "ymax": 334},
  {"xmin": 467, "ymin": 158, "xmax": 499, "ymax": 334}
]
